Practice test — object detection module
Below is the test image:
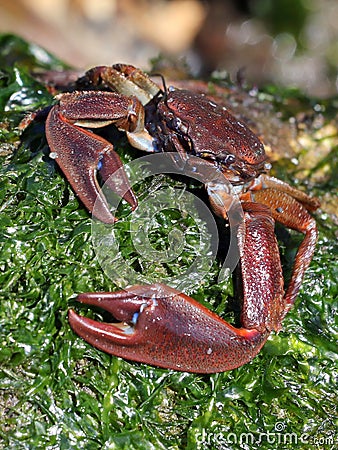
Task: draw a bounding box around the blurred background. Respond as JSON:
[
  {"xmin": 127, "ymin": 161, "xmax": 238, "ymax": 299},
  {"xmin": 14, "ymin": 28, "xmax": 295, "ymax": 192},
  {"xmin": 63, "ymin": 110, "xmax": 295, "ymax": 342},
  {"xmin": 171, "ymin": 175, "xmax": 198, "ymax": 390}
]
[{"xmin": 0, "ymin": 0, "xmax": 337, "ymax": 97}]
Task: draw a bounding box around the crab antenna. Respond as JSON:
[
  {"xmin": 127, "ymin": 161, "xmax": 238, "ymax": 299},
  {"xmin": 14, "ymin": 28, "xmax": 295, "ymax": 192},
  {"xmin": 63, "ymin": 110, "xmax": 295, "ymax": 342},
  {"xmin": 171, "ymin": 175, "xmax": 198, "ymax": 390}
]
[{"xmin": 150, "ymin": 72, "xmax": 168, "ymax": 96}]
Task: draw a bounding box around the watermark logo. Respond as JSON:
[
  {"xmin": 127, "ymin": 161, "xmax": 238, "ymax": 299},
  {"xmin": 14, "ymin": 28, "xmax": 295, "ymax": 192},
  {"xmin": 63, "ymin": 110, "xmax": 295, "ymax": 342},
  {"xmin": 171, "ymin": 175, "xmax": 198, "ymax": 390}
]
[
  {"xmin": 195, "ymin": 422, "xmax": 336, "ymax": 448},
  {"xmin": 92, "ymin": 153, "xmax": 243, "ymax": 296}
]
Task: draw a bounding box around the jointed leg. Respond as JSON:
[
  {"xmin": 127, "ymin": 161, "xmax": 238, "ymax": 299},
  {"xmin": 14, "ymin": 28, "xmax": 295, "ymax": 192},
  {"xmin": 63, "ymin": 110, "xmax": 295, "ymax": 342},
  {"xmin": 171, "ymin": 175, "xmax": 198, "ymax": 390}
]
[{"xmin": 247, "ymin": 186, "xmax": 318, "ymax": 311}]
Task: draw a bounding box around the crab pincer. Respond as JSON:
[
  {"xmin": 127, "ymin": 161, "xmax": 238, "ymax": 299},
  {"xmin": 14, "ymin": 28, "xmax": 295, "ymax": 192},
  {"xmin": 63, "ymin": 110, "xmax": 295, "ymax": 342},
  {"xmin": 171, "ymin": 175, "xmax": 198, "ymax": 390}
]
[
  {"xmin": 69, "ymin": 284, "xmax": 269, "ymax": 373},
  {"xmin": 68, "ymin": 204, "xmax": 285, "ymax": 373}
]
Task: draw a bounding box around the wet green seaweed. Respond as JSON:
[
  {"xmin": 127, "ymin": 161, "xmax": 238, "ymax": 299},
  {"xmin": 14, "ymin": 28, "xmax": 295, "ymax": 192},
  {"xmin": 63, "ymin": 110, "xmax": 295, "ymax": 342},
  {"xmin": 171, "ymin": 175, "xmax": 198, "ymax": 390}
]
[{"xmin": 0, "ymin": 34, "xmax": 337, "ymax": 450}]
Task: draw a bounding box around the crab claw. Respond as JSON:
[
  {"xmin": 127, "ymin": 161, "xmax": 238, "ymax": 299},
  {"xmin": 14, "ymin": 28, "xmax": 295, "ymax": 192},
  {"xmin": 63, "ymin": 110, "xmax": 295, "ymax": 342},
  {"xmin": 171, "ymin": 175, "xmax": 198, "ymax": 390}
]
[
  {"xmin": 45, "ymin": 93, "xmax": 139, "ymax": 223},
  {"xmin": 68, "ymin": 283, "xmax": 269, "ymax": 373}
]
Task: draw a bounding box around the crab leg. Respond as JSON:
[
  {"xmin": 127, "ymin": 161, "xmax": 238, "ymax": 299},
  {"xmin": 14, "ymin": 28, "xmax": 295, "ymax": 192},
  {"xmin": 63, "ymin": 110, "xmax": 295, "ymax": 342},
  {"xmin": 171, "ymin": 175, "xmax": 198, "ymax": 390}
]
[
  {"xmin": 69, "ymin": 203, "xmax": 284, "ymax": 373},
  {"xmin": 243, "ymin": 178, "xmax": 319, "ymax": 312},
  {"xmin": 45, "ymin": 91, "xmax": 153, "ymax": 223},
  {"xmin": 81, "ymin": 64, "xmax": 161, "ymax": 105}
]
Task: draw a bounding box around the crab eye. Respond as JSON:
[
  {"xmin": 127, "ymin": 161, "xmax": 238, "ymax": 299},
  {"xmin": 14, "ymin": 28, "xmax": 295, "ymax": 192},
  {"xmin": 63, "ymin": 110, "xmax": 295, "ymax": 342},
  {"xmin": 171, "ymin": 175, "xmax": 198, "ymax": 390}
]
[
  {"xmin": 171, "ymin": 117, "xmax": 182, "ymax": 130},
  {"xmin": 224, "ymin": 154, "xmax": 235, "ymax": 164},
  {"xmin": 218, "ymin": 153, "xmax": 236, "ymax": 166},
  {"xmin": 169, "ymin": 117, "xmax": 188, "ymax": 134}
]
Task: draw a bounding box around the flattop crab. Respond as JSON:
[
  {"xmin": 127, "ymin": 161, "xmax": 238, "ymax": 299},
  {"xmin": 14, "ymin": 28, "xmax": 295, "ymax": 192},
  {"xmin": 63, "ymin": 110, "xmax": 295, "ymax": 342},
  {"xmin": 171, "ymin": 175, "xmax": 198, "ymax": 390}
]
[{"xmin": 41, "ymin": 64, "xmax": 319, "ymax": 373}]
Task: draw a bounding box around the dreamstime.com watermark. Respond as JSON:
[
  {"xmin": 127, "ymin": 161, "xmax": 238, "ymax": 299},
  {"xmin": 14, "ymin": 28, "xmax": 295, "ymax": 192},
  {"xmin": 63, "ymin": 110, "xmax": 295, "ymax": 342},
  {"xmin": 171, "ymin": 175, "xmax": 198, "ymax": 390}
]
[{"xmin": 195, "ymin": 422, "xmax": 337, "ymax": 448}]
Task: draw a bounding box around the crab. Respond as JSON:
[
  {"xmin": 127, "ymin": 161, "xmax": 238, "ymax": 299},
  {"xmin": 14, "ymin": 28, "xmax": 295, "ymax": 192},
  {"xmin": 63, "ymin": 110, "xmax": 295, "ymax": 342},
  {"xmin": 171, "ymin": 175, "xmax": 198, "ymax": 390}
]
[{"xmin": 43, "ymin": 64, "xmax": 319, "ymax": 373}]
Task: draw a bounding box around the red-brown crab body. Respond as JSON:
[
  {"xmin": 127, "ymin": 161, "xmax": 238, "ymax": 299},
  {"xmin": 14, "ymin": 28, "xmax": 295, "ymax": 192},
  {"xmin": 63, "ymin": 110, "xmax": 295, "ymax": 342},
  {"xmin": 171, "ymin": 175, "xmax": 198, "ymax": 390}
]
[
  {"xmin": 146, "ymin": 87, "xmax": 268, "ymax": 182},
  {"xmin": 44, "ymin": 64, "xmax": 319, "ymax": 373}
]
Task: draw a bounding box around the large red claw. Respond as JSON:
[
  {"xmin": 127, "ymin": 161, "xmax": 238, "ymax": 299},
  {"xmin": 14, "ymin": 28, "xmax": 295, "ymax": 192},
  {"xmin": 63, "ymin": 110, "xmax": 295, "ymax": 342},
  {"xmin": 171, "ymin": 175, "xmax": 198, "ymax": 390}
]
[
  {"xmin": 69, "ymin": 284, "xmax": 269, "ymax": 373},
  {"xmin": 45, "ymin": 96, "xmax": 138, "ymax": 223}
]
